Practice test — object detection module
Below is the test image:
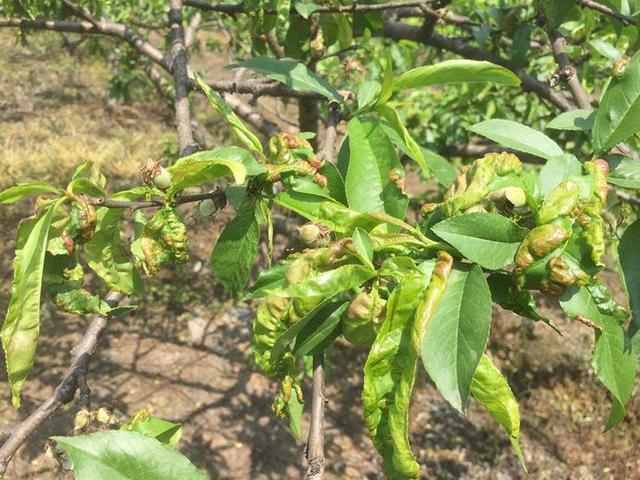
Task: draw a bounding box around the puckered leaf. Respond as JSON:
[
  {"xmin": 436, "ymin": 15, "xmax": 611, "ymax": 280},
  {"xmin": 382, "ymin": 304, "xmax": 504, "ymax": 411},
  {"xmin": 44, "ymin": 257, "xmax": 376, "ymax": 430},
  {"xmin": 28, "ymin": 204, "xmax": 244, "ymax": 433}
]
[
  {"xmin": 471, "ymin": 354, "xmax": 526, "ymax": 471},
  {"xmin": 0, "ymin": 182, "xmax": 62, "ymax": 205}
]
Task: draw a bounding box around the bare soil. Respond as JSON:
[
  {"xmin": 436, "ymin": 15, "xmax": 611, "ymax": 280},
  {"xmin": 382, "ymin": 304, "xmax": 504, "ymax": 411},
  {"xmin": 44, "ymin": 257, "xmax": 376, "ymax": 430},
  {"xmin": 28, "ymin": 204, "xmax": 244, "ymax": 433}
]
[{"xmin": 1, "ymin": 31, "xmax": 639, "ymax": 480}]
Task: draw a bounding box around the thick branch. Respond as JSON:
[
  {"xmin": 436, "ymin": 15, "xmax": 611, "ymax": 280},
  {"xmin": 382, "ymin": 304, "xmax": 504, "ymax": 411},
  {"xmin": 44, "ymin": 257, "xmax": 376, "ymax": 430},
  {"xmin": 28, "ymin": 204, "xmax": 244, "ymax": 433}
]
[
  {"xmin": 382, "ymin": 20, "xmax": 575, "ymax": 111},
  {"xmin": 184, "ymin": 0, "xmax": 439, "ymax": 15},
  {"xmin": 0, "ymin": 292, "xmax": 123, "ymax": 477},
  {"xmin": 549, "ymin": 30, "xmax": 592, "ymax": 109},
  {"xmin": 321, "ymin": 103, "xmax": 340, "ymax": 163},
  {"xmin": 169, "ymin": 0, "xmax": 198, "ymax": 155},
  {"xmin": 305, "ymin": 354, "xmax": 326, "ymax": 480}
]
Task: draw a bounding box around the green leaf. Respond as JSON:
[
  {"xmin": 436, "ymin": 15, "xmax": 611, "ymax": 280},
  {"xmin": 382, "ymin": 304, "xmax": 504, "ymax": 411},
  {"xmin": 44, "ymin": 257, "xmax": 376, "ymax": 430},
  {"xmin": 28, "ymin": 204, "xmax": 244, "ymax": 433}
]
[
  {"xmin": 245, "ymin": 258, "xmax": 294, "ymax": 300},
  {"xmin": 121, "ymin": 415, "xmax": 183, "ymax": 447},
  {"xmin": 545, "ymin": 109, "xmax": 595, "ymax": 131},
  {"xmin": 168, "ymin": 148, "xmax": 249, "ymax": 195},
  {"xmin": 236, "ymin": 57, "xmax": 343, "ymax": 101},
  {"xmin": 196, "ymin": 75, "xmax": 264, "ymax": 156},
  {"xmin": 262, "ymin": 264, "xmax": 375, "ymax": 298},
  {"xmin": 620, "ymin": 220, "xmax": 640, "ymax": 339},
  {"xmin": 378, "ymin": 53, "xmax": 394, "ymax": 105},
  {"xmin": 352, "ymin": 228, "xmax": 374, "ymax": 269},
  {"xmin": 210, "ymin": 201, "xmax": 260, "ymax": 295},
  {"xmin": 539, "ymin": 154, "xmax": 582, "ymax": 196},
  {"xmin": 471, "ymin": 354, "xmax": 526, "ymax": 471},
  {"xmin": 362, "ymin": 271, "xmax": 428, "ymax": 479},
  {"xmin": 276, "ymin": 0, "xmax": 292, "ymax": 43},
  {"xmin": 2, "ymin": 197, "xmax": 66, "ymax": 408},
  {"xmin": 318, "ymin": 161, "xmax": 347, "ymax": 205},
  {"xmin": 376, "ymin": 105, "xmax": 429, "ymax": 179},
  {"xmin": 274, "ymin": 191, "xmax": 358, "ymax": 233},
  {"xmin": 423, "ymin": 149, "xmax": 458, "ymax": 188},
  {"xmin": 356, "ymin": 80, "xmax": 381, "ymax": 112},
  {"xmin": 293, "ymin": 300, "xmax": 348, "ymax": 356},
  {"xmin": 431, "ymin": 213, "xmax": 528, "ymax": 270},
  {"xmin": 468, "ymin": 119, "xmax": 563, "ymax": 160},
  {"xmin": 286, "ymin": 390, "xmax": 304, "ymax": 440},
  {"xmin": 395, "ymin": 59, "xmax": 520, "ymax": 90},
  {"xmin": 0, "ymin": 182, "xmax": 61, "ymax": 205},
  {"xmin": 85, "ymin": 190, "xmax": 145, "ymax": 296},
  {"xmin": 607, "ymin": 155, "xmax": 640, "ymax": 189},
  {"xmin": 560, "ymin": 287, "xmax": 637, "ymax": 429},
  {"xmin": 67, "ymin": 178, "xmax": 105, "ymax": 197},
  {"xmin": 593, "ymin": 50, "xmax": 640, "ymax": 152},
  {"xmin": 345, "ymin": 117, "xmax": 408, "ymax": 219},
  {"xmin": 421, "ymin": 263, "xmax": 492, "ymax": 411},
  {"xmin": 293, "ymin": 1, "xmax": 318, "ymax": 19},
  {"xmin": 52, "ymin": 431, "xmax": 207, "ymax": 480}
]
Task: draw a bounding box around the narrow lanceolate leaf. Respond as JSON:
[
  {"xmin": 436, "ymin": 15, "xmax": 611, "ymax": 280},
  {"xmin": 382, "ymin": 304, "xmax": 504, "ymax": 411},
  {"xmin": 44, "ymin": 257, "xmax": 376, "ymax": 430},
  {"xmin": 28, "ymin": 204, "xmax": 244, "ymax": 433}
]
[
  {"xmin": 262, "ymin": 265, "xmax": 375, "ymax": 298},
  {"xmin": 423, "ymin": 149, "xmax": 458, "ymax": 188},
  {"xmin": 168, "ymin": 148, "xmax": 249, "ymax": 195},
  {"xmin": 85, "ymin": 189, "xmax": 145, "ymax": 296},
  {"xmin": 431, "ymin": 213, "xmax": 529, "ymax": 270},
  {"xmin": 421, "ymin": 263, "xmax": 492, "ymax": 411},
  {"xmin": 121, "ymin": 415, "xmax": 183, "ymax": 447},
  {"xmin": 559, "ymin": 287, "xmax": 637, "ymax": 430},
  {"xmin": 619, "ymin": 220, "xmax": 640, "ymax": 342},
  {"xmin": 196, "ymin": 75, "xmax": 264, "ymax": 157},
  {"xmin": 607, "ymin": 155, "xmax": 640, "ymax": 189},
  {"xmin": 376, "ymin": 105, "xmax": 429, "ymax": 178},
  {"xmin": 545, "ymin": 109, "xmax": 595, "ymax": 131},
  {"xmin": 471, "ymin": 354, "xmax": 526, "ymax": 471},
  {"xmin": 274, "ymin": 191, "xmax": 359, "ymax": 233},
  {"xmin": 0, "ymin": 182, "xmax": 61, "ymax": 205},
  {"xmin": 346, "ymin": 117, "xmax": 408, "ymax": 220},
  {"xmin": 236, "ymin": 57, "xmax": 343, "ymax": 101},
  {"xmin": 210, "ymin": 201, "xmax": 260, "ymax": 295},
  {"xmin": 362, "ymin": 272, "xmax": 428, "ymax": 480},
  {"xmin": 539, "ymin": 154, "xmax": 582, "ymax": 196},
  {"xmin": 395, "ymin": 59, "xmax": 520, "ymax": 90},
  {"xmin": 52, "ymin": 431, "xmax": 207, "ymax": 480},
  {"xmin": 468, "ymin": 119, "xmax": 563, "ymax": 160},
  {"xmin": 2, "ymin": 197, "xmax": 66, "ymax": 408},
  {"xmin": 593, "ymin": 50, "xmax": 640, "ymax": 152}
]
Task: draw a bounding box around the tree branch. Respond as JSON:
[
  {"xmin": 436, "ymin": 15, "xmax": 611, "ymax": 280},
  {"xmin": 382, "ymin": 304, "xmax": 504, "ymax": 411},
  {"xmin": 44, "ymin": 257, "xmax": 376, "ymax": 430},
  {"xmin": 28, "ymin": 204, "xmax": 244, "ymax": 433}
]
[
  {"xmin": 305, "ymin": 353, "xmax": 326, "ymax": 480},
  {"xmin": 0, "ymin": 292, "xmax": 124, "ymax": 478},
  {"xmin": 577, "ymin": 0, "xmax": 638, "ymax": 26},
  {"xmin": 321, "ymin": 102, "xmax": 340, "ymax": 163},
  {"xmin": 381, "ymin": 20, "xmax": 575, "ymax": 111},
  {"xmin": 89, "ymin": 188, "xmax": 226, "ymax": 211},
  {"xmin": 169, "ymin": 0, "xmax": 199, "ymax": 155},
  {"xmin": 549, "ymin": 30, "xmax": 592, "ymax": 110},
  {"xmin": 184, "ymin": 0, "xmax": 440, "ymax": 15}
]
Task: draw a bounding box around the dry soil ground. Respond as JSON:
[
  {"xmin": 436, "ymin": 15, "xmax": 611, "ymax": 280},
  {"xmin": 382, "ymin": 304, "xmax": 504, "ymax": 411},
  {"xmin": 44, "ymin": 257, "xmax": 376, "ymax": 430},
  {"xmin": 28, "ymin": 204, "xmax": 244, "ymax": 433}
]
[{"xmin": 1, "ymin": 31, "xmax": 640, "ymax": 480}]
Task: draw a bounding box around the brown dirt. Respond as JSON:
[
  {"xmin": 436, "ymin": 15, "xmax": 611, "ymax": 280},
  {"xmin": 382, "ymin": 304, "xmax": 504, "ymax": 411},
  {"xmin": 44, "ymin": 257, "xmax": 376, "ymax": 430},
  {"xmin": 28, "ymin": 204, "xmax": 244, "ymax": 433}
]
[{"xmin": 1, "ymin": 31, "xmax": 640, "ymax": 480}]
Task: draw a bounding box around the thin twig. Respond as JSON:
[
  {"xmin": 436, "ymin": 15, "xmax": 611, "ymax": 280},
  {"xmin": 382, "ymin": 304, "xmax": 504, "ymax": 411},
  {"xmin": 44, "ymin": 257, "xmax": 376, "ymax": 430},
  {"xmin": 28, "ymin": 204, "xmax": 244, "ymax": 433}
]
[
  {"xmin": 549, "ymin": 30, "xmax": 591, "ymax": 109},
  {"xmin": 0, "ymin": 292, "xmax": 124, "ymax": 477},
  {"xmin": 306, "ymin": 354, "xmax": 326, "ymax": 480},
  {"xmin": 88, "ymin": 188, "xmax": 226, "ymax": 211},
  {"xmin": 613, "ymin": 187, "xmax": 640, "ymax": 207},
  {"xmin": 577, "ymin": 0, "xmax": 638, "ymax": 26}
]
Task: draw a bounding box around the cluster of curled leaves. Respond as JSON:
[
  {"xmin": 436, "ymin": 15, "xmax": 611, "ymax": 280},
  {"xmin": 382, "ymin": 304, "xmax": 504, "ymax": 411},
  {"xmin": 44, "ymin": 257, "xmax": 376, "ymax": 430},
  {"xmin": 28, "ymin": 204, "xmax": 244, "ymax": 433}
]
[{"xmin": 248, "ymin": 148, "xmax": 638, "ymax": 478}]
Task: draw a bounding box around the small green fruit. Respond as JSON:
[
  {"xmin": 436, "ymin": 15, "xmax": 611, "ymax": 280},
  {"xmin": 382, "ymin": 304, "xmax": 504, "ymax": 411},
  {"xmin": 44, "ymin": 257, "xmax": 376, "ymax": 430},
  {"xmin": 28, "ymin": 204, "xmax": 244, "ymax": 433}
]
[{"xmin": 152, "ymin": 166, "xmax": 172, "ymax": 190}]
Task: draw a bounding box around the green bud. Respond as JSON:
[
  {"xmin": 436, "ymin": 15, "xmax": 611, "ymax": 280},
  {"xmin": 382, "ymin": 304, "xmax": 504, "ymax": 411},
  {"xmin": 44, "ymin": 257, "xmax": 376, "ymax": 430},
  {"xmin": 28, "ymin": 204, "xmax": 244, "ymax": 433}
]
[{"xmin": 198, "ymin": 198, "xmax": 217, "ymax": 217}]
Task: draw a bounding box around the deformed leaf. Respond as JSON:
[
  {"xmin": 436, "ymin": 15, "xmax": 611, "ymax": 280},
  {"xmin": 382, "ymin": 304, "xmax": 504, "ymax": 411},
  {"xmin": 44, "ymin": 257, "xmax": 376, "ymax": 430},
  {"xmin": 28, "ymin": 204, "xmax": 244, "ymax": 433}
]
[
  {"xmin": 539, "ymin": 154, "xmax": 582, "ymax": 196},
  {"xmin": 471, "ymin": 354, "xmax": 526, "ymax": 471}
]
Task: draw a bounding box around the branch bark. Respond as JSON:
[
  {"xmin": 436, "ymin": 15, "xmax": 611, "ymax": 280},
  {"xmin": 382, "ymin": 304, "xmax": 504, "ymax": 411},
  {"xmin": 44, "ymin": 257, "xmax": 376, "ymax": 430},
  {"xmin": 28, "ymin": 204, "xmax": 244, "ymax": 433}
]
[
  {"xmin": 305, "ymin": 353, "xmax": 325, "ymax": 480},
  {"xmin": 549, "ymin": 30, "xmax": 592, "ymax": 110},
  {"xmin": 577, "ymin": 0, "xmax": 638, "ymax": 26},
  {"xmin": 0, "ymin": 292, "xmax": 124, "ymax": 478},
  {"xmin": 88, "ymin": 188, "xmax": 226, "ymax": 211},
  {"xmin": 169, "ymin": 0, "xmax": 199, "ymax": 155},
  {"xmin": 321, "ymin": 102, "xmax": 340, "ymax": 163}
]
